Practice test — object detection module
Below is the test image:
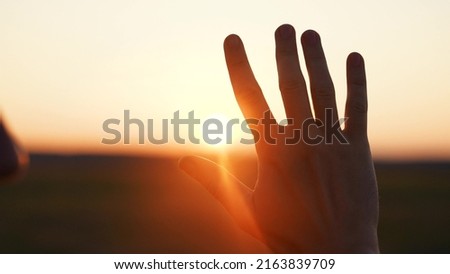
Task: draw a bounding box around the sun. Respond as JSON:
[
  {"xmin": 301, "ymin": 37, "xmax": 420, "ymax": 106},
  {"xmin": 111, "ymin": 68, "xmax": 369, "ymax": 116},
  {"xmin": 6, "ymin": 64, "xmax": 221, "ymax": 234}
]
[{"xmin": 200, "ymin": 113, "xmax": 236, "ymax": 148}]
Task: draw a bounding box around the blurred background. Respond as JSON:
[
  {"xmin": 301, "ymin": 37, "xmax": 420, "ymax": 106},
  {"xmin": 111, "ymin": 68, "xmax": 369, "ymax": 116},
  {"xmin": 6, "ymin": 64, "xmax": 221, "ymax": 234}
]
[{"xmin": 0, "ymin": 0, "xmax": 449, "ymax": 253}]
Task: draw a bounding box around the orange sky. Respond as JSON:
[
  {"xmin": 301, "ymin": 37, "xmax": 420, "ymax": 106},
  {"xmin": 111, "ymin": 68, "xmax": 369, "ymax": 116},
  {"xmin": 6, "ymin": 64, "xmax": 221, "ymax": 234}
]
[{"xmin": 1, "ymin": 0, "xmax": 449, "ymax": 160}]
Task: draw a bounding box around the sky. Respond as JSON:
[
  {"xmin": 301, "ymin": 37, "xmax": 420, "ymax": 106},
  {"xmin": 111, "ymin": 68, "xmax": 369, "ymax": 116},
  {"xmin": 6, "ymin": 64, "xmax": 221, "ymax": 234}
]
[{"xmin": 1, "ymin": 0, "xmax": 449, "ymax": 159}]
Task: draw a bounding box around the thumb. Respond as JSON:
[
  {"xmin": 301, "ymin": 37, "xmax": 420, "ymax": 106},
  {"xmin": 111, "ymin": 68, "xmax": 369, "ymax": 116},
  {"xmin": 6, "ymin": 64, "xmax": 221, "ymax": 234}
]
[{"xmin": 179, "ymin": 155, "xmax": 260, "ymax": 236}]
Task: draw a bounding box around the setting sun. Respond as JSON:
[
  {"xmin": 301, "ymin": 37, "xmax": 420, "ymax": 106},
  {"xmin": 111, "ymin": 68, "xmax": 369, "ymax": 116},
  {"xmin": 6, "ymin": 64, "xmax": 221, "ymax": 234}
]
[{"xmin": 199, "ymin": 113, "xmax": 248, "ymax": 148}]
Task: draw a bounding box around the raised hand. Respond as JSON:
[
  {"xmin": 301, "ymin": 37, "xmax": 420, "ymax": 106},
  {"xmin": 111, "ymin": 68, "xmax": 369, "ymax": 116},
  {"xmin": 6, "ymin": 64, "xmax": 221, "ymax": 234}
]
[{"xmin": 180, "ymin": 24, "xmax": 379, "ymax": 253}]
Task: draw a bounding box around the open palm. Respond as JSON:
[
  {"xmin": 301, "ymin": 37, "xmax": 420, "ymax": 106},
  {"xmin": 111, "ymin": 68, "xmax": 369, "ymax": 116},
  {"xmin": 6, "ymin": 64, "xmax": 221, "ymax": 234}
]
[{"xmin": 180, "ymin": 25, "xmax": 379, "ymax": 253}]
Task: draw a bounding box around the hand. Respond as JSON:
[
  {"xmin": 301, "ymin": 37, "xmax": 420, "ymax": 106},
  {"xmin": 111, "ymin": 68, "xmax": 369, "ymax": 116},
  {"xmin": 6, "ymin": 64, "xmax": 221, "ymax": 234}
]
[
  {"xmin": 179, "ymin": 24, "xmax": 379, "ymax": 253},
  {"xmin": 0, "ymin": 117, "xmax": 27, "ymax": 182}
]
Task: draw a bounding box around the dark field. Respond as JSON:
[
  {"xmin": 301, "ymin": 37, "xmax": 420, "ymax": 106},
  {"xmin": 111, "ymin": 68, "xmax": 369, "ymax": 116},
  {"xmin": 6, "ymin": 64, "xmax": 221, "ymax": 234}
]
[{"xmin": 0, "ymin": 154, "xmax": 449, "ymax": 253}]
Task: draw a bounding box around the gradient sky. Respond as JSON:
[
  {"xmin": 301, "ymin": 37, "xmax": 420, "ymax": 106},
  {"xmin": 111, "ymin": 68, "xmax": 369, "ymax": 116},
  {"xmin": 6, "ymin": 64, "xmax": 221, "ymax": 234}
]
[{"xmin": 1, "ymin": 0, "xmax": 449, "ymax": 159}]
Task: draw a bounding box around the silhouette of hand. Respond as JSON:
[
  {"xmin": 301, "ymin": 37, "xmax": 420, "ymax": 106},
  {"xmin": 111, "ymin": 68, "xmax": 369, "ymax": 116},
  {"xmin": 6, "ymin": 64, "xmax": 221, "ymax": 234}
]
[
  {"xmin": 0, "ymin": 118, "xmax": 27, "ymax": 182},
  {"xmin": 180, "ymin": 25, "xmax": 379, "ymax": 253}
]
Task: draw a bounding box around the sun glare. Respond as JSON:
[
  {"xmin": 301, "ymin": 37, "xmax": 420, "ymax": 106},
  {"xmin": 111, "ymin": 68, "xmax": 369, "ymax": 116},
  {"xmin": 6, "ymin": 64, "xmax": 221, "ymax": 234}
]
[{"xmin": 200, "ymin": 113, "xmax": 239, "ymax": 149}]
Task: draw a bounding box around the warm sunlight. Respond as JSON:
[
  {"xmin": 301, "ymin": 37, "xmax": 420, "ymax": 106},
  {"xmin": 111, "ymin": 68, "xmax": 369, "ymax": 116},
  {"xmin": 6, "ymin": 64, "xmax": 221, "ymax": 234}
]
[
  {"xmin": 2, "ymin": 0, "xmax": 450, "ymax": 262},
  {"xmin": 1, "ymin": 0, "xmax": 449, "ymax": 159},
  {"xmin": 200, "ymin": 113, "xmax": 244, "ymax": 148},
  {"xmin": 214, "ymin": 150, "xmax": 264, "ymax": 241}
]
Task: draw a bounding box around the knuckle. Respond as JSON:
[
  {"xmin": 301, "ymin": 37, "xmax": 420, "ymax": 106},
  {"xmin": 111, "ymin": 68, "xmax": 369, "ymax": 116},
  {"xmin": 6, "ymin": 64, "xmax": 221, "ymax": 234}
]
[
  {"xmin": 279, "ymin": 79, "xmax": 304, "ymax": 94},
  {"xmin": 348, "ymin": 83, "xmax": 367, "ymax": 113},
  {"xmin": 312, "ymin": 86, "xmax": 335, "ymax": 100},
  {"xmin": 350, "ymin": 98, "xmax": 368, "ymax": 113},
  {"xmin": 351, "ymin": 81, "xmax": 366, "ymax": 90},
  {"xmin": 228, "ymin": 58, "xmax": 247, "ymax": 68},
  {"xmin": 277, "ymin": 48, "xmax": 298, "ymax": 58},
  {"xmin": 236, "ymin": 85, "xmax": 263, "ymax": 104},
  {"xmin": 348, "ymin": 90, "xmax": 367, "ymax": 113}
]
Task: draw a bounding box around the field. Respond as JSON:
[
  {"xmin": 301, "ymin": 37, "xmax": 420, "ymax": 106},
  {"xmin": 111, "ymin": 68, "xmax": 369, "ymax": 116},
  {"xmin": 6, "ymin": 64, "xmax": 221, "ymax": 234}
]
[{"xmin": 0, "ymin": 154, "xmax": 449, "ymax": 253}]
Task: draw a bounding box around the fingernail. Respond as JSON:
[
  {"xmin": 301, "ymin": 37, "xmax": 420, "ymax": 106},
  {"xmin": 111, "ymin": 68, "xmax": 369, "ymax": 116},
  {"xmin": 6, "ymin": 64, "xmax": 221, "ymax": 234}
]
[
  {"xmin": 226, "ymin": 35, "xmax": 240, "ymax": 49},
  {"xmin": 279, "ymin": 24, "xmax": 294, "ymax": 39},
  {"xmin": 303, "ymin": 30, "xmax": 318, "ymax": 45},
  {"xmin": 350, "ymin": 53, "xmax": 362, "ymax": 67}
]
